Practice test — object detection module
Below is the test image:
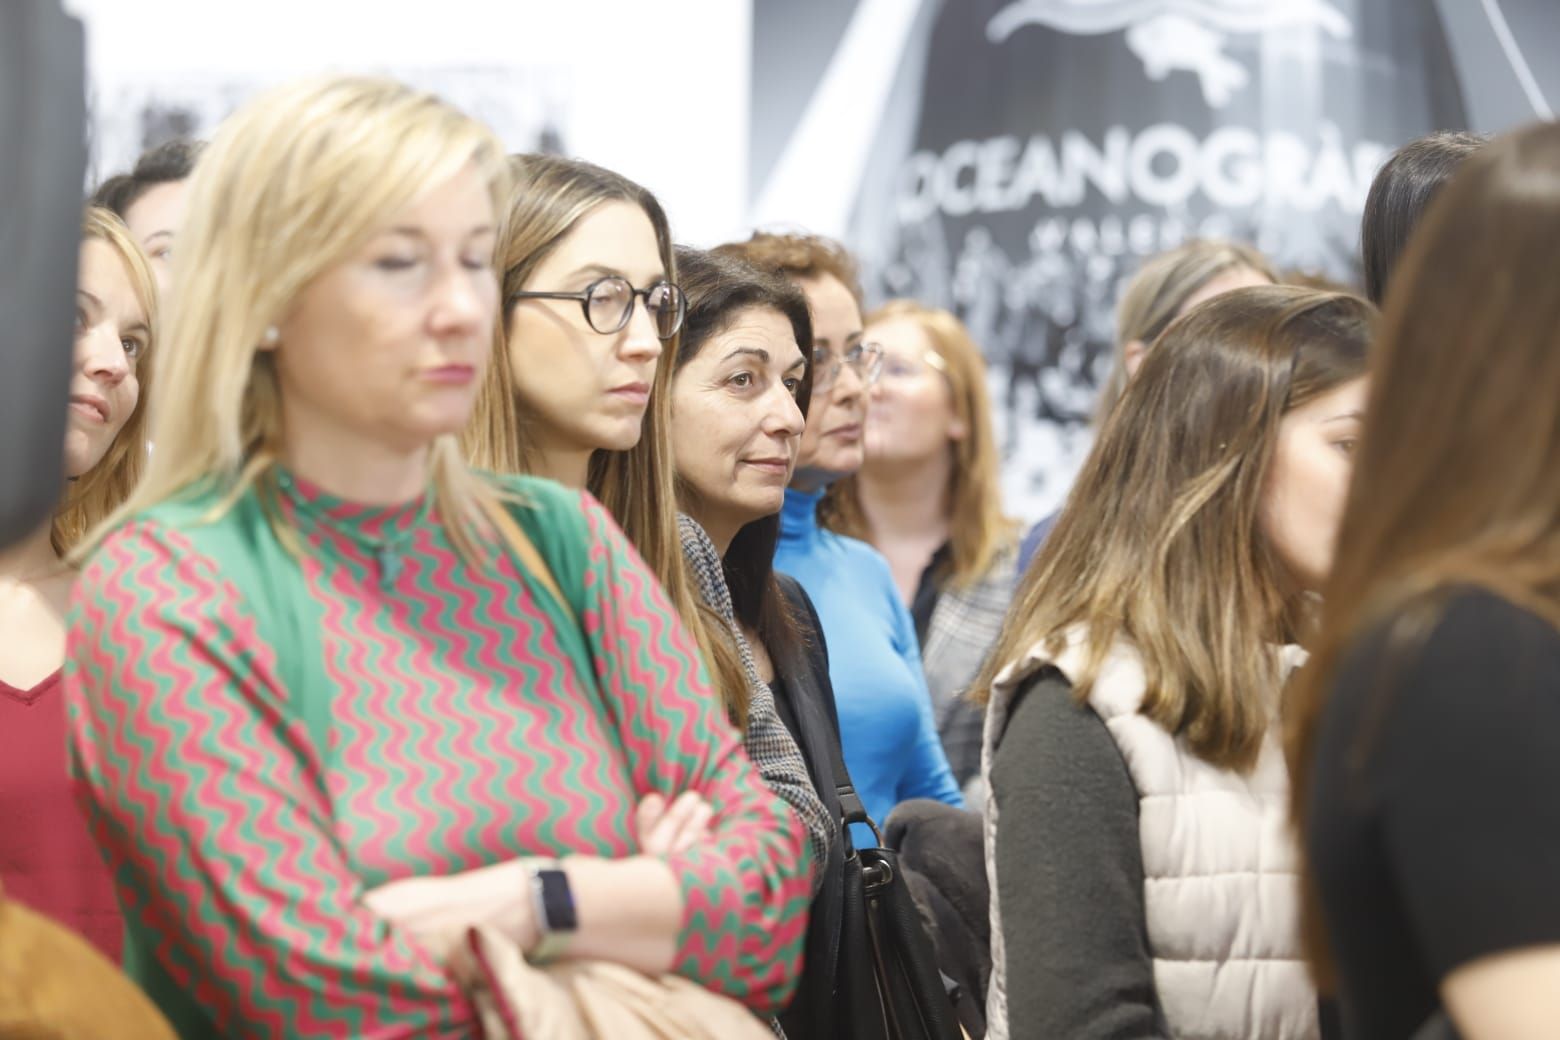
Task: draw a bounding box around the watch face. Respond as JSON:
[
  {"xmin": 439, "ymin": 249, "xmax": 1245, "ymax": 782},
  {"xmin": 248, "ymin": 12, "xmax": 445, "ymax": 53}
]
[{"xmin": 536, "ymin": 867, "xmax": 578, "ymax": 932}]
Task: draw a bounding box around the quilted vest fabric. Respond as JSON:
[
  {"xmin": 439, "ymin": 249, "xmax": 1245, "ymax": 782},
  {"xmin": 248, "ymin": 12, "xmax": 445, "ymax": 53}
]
[{"xmin": 982, "ymin": 631, "xmax": 1319, "ymax": 1040}]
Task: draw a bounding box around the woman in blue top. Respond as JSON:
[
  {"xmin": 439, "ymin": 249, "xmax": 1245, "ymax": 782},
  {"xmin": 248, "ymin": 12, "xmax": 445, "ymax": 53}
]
[{"xmin": 719, "ymin": 231, "xmax": 962, "ymax": 826}]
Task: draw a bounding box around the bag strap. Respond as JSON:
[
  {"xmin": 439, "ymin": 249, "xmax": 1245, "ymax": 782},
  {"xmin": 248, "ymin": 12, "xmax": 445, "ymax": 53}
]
[
  {"xmin": 480, "ymin": 492, "xmax": 575, "ymax": 626},
  {"xmin": 782, "ymin": 575, "xmax": 880, "ymax": 845}
]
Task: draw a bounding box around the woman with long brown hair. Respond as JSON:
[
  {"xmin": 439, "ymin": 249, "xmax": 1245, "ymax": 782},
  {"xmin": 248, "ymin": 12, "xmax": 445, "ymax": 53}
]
[
  {"xmin": 0, "ymin": 207, "xmax": 156, "ymax": 959},
  {"xmin": 978, "ymin": 285, "xmax": 1372, "ymax": 1040},
  {"xmin": 1289, "ymin": 122, "xmax": 1560, "ymax": 1040},
  {"xmin": 821, "ymin": 300, "xmax": 1018, "ymax": 792},
  {"xmin": 466, "ymin": 156, "xmax": 832, "ymax": 881}
]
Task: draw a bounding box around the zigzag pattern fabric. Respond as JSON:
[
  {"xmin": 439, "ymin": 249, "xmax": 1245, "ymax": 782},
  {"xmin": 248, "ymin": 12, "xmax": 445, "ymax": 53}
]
[{"xmin": 62, "ymin": 473, "xmax": 811, "ymax": 1038}]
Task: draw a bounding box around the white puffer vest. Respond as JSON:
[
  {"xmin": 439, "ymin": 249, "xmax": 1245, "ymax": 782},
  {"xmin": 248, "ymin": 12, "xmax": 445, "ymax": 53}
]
[{"xmin": 982, "ymin": 631, "xmax": 1319, "ymax": 1040}]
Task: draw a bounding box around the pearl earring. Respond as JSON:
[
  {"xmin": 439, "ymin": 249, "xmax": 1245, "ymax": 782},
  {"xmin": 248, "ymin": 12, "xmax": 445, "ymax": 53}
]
[{"xmin": 261, "ymin": 326, "xmax": 280, "ymax": 347}]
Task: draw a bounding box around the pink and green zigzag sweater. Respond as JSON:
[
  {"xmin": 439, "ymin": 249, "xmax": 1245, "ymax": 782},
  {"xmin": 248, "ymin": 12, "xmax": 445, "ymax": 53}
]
[{"xmin": 63, "ymin": 472, "xmax": 811, "ymax": 1038}]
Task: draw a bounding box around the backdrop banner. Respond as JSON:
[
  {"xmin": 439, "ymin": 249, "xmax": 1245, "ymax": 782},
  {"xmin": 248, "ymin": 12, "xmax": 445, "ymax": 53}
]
[{"xmin": 839, "ymin": 0, "xmax": 1483, "ymax": 518}]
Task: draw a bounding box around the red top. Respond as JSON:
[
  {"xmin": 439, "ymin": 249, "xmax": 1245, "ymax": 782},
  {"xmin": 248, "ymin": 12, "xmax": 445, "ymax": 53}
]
[{"xmin": 0, "ymin": 669, "xmax": 121, "ymax": 958}]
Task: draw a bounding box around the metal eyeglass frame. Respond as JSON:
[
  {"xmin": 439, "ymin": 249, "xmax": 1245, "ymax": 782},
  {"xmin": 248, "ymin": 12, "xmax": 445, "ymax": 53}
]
[{"xmin": 813, "ymin": 341, "xmax": 886, "ymax": 391}]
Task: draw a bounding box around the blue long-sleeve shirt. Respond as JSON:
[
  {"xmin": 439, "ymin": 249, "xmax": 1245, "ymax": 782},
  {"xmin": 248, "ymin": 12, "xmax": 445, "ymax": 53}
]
[{"xmin": 775, "ymin": 487, "xmax": 964, "ymax": 827}]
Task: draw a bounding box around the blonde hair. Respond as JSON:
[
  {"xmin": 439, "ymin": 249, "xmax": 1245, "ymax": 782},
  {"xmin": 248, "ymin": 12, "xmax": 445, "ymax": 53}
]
[
  {"xmin": 822, "ymin": 300, "xmax": 1017, "ymax": 587},
  {"xmin": 53, "ymin": 208, "xmax": 159, "ymax": 554},
  {"xmin": 85, "ymin": 76, "xmax": 510, "ymax": 553},
  {"xmin": 976, "ymin": 286, "xmax": 1373, "ymax": 772},
  {"xmin": 1096, "ymin": 238, "xmax": 1278, "ymax": 423},
  {"xmin": 464, "ymin": 155, "xmax": 750, "ymax": 723}
]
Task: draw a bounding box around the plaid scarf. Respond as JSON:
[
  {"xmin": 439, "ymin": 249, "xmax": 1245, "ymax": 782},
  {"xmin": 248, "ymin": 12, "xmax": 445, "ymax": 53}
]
[{"xmin": 677, "ymin": 514, "xmax": 833, "ymax": 886}]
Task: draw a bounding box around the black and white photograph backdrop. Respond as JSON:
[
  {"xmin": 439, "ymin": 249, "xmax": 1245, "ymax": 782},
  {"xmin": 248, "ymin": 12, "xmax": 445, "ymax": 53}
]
[{"xmin": 69, "ymin": 0, "xmax": 1558, "ymax": 522}]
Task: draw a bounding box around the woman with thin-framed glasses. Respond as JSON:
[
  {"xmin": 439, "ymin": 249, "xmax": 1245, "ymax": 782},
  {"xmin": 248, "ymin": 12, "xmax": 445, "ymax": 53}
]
[
  {"xmin": 717, "ymin": 231, "xmax": 963, "ymax": 832},
  {"xmin": 821, "ymin": 300, "xmax": 1020, "ymax": 802},
  {"xmin": 464, "ymin": 157, "xmax": 834, "ymax": 928}
]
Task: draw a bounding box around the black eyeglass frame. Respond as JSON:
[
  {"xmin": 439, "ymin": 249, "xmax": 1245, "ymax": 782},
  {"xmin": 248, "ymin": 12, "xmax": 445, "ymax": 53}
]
[{"xmin": 508, "ymin": 275, "xmax": 686, "ymax": 340}]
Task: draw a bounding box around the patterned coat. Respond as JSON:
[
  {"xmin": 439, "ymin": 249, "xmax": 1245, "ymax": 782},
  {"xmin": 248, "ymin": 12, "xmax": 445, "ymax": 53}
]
[
  {"xmin": 921, "ymin": 542, "xmax": 1020, "ymax": 800},
  {"xmin": 64, "ymin": 474, "xmax": 811, "ymax": 1038},
  {"xmin": 677, "ymin": 515, "xmax": 833, "ymax": 886}
]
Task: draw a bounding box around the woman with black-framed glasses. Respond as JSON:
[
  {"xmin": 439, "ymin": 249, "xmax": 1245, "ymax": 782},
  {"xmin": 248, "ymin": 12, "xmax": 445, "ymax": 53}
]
[
  {"xmin": 508, "ymin": 273, "xmax": 686, "ymax": 343},
  {"xmin": 464, "ymin": 158, "xmax": 831, "ymax": 982},
  {"xmin": 471, "ymin": 155, "xmax": 682, "ymax": 491},
  {"xmin": 466, "ymin": 153, "xmax": 704, "ymax": 646}
]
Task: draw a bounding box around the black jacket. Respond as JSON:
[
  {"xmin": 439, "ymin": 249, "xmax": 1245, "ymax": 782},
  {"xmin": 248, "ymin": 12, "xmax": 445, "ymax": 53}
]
[{"xmin": 773, "ymin": 575, "xmax": 849, "ymax": 1040}]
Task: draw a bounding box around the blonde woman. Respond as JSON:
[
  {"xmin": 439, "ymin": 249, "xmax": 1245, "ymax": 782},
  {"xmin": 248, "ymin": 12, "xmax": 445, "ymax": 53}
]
[
  {"xmin": 1018, "ymin": 239, "xmax": 1277, "ymax": 570},
  {"xmin": 64, "ymin": 77, "xmax": 810, "ymax": 1038},
  {"xmin": 0, "ymin": 208, "xmax": 155, "ymax": 959},
  {"xmin": 467, "ymin": 155, "xmax": 833, "ymax": 884},
  {"xmin": 978, "ymin": 286, "xmax": 1372, "ymax": 1039},
  {"xmin": 822, "ymin": 301, "xmax": 1019, "ymax": 792}
]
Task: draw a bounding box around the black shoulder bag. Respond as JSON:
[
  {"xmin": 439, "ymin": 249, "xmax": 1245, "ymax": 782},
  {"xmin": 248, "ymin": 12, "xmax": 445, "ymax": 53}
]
[{"xmin": 788, "ymin": 583, "xmax": 963, "ymax": 1040}]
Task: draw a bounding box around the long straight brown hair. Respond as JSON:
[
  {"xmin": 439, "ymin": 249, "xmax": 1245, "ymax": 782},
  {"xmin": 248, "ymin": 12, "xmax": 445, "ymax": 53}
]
[
  {"xmin": 464, "ymin": 155, "xmax": 751, "ymax": 723},
  {"xmin": 974, "ymin": 285, "xmax": 1373, "ymax": 772},
  {"xmin": 1287, "ymin": 122, "xmax": 1560, "ymax": 987},
  {"xmin": 822, "ymin": 300, "xmax": 1017, "ymax": 588}
]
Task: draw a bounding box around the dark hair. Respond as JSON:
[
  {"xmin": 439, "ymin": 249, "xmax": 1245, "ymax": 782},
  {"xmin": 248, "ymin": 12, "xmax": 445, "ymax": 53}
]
[
  {"xmin": 674, "ymin": 245, "xmax": 815, "ymax": 413},
  {"xmin": 90, "ymin": 138, "xmax": 204, "ymax": 217},
  {"xmin": 671, "ymin": 244, "xmax": 815, "ymax": 662},
  {"xmin": 1361, "ymin": 130, "xmax": 1484, "ymax": 304}
]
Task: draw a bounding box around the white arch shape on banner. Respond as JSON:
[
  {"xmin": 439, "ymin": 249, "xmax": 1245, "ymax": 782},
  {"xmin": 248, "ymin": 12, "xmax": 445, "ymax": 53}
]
[
  {"xmin": 749, "ymin": 0, "xmax": 932, "ymax": 238},
  {"xmin": 1478, "ymin": 0, "xmax": 1553, "ymax": 118}
]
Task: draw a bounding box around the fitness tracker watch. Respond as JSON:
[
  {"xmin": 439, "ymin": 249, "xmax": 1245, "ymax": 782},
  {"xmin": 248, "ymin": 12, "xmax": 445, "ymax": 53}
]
[{"xmin": 525, "ymin": 858, "xmax": 577, "ymax": 964}]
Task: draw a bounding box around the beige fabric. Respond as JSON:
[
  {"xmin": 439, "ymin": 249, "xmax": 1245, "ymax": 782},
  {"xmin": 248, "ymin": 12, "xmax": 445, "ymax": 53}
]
[
  {"xmin": 0, "ymin": 888, "xmax": 176, "ymax": 1039},
  {"xmin": 456, "ymin": 926, "xmax": 774, "ymax": 1040}
]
